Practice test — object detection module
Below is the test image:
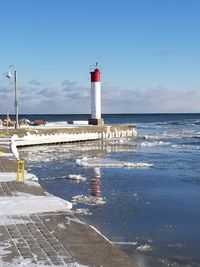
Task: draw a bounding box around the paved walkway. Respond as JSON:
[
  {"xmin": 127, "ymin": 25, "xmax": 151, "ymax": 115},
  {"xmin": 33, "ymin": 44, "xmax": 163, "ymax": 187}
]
[{"xmin": 0, "ymin": 135, "xmax": 138, "ymax": 267}]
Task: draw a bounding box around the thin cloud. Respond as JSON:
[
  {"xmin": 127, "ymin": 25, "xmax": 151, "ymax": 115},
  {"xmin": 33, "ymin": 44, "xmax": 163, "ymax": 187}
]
[
  {"xmin": 61, "ymin": 80, "xmax": 77, "ymax": 87},
  {"xmin": 1, "ymin": 79, "xmax": 200, "ymax": 114},
  {"xmin": 28, "ymin": 79, "xmax": 42, "ymax": 86},
  {"xmin": 156, "ymin": 49, "xmax": 174, "ymax": 57}
]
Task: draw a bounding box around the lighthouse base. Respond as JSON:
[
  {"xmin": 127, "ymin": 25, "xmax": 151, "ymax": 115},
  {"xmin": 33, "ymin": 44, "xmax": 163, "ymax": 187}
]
[{"xmin": 88, "ymin": 118, "xmax": 104, "ymax": 126}]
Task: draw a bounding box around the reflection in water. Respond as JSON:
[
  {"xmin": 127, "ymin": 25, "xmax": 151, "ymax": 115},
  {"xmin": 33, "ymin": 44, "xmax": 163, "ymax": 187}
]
[{"xmin": 90, "ymin": 168, "xmax": 101, "ymax": 197}]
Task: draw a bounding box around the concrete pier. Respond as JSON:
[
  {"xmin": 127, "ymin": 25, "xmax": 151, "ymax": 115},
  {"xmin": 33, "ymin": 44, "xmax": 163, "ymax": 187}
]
[
  {"xmin": 0, "ymin": 128, "xmax": 138, "ymax": 266},
  {"xmin": 1, "ymin": 124, "xmax": 137, "ymax": 147}
]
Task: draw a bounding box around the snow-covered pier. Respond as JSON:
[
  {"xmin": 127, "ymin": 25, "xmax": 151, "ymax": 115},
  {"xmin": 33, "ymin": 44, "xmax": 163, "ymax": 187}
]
[{"xmin": 9, "ymin": 124, "xmax": 137, "ymax": 147}]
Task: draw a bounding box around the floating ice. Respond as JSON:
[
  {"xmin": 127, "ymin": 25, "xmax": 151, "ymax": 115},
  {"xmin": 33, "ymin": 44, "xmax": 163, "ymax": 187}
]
[
  {"xmin": 76, "ymin": 157, "xmax": 153, "ymax": 168},
  {"xmin": 139, "ymin": 141, "xmax": 170, "ymax": 147},
  {"xmin": 73, "ymin": 208, "xmax": 92, "ymax": 216},
  {"xmin": 68, "ymin": 174, "xmax": 87, "ymax": 182},
  {"xmin": 136, "ymin": 244, "xmax": 153, "ymax": 252},
  {"xmin": 72, "ymin": 195, "xmax": 106, "ymax": 206}
]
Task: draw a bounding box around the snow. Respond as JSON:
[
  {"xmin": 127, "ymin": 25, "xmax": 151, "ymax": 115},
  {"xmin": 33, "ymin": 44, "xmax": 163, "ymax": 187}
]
[
  {"xmin": 0, "ymin": 152, "xmax": 13, "ymax": 157},
  {"xmin": 13, "ymin": 131, "xmax": 100, "ymax": 146},
  {"xmin": 0, "ymin": 172, "xmax": 38, "ymax": 182},
  {"xmin": 72, "ymin": 121, "xmax": 88, "ymax": 125},
  {"xmin": 0, "ymin": 217, "xmax": 30, "ymax": 226},
  {"xmin": 0, "ymin": 259, "xmax": 90, "ymax": 267},
  {"xmin": 0, "ymin": 195, "xmax": 72, "ymax": 217},
  {"xmin": 0, "ymin": 241, "xmax": 11, "ymax": 256},
  {"xmin": 58, "ymin": 222, "xmax": 66, "ymax": 229},
  {"xmin": 112, "ymin": 241, "xmax": 138, "ymax": 246}
]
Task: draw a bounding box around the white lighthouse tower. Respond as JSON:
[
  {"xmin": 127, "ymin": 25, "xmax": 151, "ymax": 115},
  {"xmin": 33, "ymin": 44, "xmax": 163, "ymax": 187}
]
[{"xmin": 89, "ymin": 63, "xmax": 104, "ymax": 125}]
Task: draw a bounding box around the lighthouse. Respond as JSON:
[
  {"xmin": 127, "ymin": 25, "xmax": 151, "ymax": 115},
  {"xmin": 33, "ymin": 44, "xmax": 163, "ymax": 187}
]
[{"xmin": 89, "ymin": 63, "xmax": 104, "ymax": 125}]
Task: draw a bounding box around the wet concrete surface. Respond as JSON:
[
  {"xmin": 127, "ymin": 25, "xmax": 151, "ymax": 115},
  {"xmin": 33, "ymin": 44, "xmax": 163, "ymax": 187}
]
[{"xmin": 0, "ymin": 135, "xmax": 138, "ymax": 266}]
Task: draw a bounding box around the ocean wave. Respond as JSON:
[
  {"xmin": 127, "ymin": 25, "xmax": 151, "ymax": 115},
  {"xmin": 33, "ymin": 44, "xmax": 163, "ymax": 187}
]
[
  {"xmin": 140, "ymin": 131, "xmax": 200, "ymax": 142},
  {"xmin": 163, "ymin": 131, "xmax": 200, "ymax": 139},
  {"xmin": 172, "ymin": 144, "xmax": 200, "ymax": 150},
  {"xmin": 139, "ymin": 141, "xmax": 170, "ymax": 147},
  {"xmin": 143, "ymin": 134, "xmax": 162, "ymax": 140},
  {"xmin": 155, "ymin": 119, "xmax": 200, "ymax": 126}
]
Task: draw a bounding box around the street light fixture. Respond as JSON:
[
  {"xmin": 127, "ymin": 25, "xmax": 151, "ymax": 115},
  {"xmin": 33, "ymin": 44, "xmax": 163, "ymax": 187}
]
[{"xmin": 6, "ymin": 65, "xmax": 19, "ymax": 129}]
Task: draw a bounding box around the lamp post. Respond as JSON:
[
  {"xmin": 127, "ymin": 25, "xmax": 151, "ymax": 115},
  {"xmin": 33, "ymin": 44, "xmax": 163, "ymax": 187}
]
[{"xmin": 6, "ymin": 65, "xmax": 19, "ymax": 129}]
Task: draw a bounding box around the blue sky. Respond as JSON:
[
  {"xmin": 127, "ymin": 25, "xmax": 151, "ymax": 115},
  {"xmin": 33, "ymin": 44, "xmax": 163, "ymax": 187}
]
[{"xmin": 0, "ymin": 0, "xmax": 200, "ymax": 114}]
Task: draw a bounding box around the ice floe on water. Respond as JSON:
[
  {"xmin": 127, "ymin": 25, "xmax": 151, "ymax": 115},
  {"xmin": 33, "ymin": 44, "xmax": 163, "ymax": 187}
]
[
  {"xmin": 76, "ymin": 157, "xmax": 153, "ymax": 168},
  {"xmin": 139, "ymin": 141, "xmax": 170, "ymax": 147},
  {"xmin": 73, "ymin": 208, "xmax": 92, "ymax": 216},
  {"xmin": 72, "ymin": 195, "xmax": 106, "ymax": 206},
  {"xmin": 136, "ymin": 244, "xmax": 153, "ymax": 252},
  {"xmin": 68, "ymin": 174, "xmax": 87, "ymax": 182}
]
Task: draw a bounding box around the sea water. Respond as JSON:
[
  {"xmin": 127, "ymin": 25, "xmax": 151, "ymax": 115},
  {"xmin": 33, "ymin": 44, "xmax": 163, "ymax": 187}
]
[{"xmin": 19, "ymin": 114, "xmax": 200, "ymax": 267}]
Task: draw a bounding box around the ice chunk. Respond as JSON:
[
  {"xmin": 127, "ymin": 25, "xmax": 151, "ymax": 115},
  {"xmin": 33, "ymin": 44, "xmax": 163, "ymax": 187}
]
[
  {"xmin": 136, "ymin": 244, "xmax": 153, "ymax": 251},
  {"xmin": 72, "ymin": 195, "xmax": 106, "ymax": 206},
  {"xmin": 68, "ymin": 174, "xmax": 87, "ymax": 182},
  {"xmin": 76, "ymin": 158, "xmax": 153, "ymax": 168}
]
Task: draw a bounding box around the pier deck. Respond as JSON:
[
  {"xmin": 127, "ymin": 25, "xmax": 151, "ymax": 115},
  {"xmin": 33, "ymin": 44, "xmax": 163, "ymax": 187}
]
[{"xmin": 0, "ymin": 129, "xmax": 138, "ymax": 266}]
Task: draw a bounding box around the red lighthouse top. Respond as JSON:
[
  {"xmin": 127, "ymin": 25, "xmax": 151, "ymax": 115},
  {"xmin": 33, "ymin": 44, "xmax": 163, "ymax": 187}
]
[{"xmin": 90, "ymin": 63, "xmax": 101, "ymax": 82}]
